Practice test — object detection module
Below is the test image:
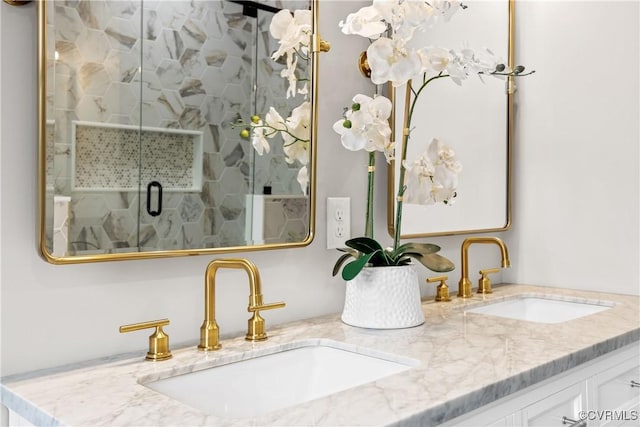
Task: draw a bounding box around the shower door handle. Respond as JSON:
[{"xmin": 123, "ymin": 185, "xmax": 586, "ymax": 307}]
[{"xmin": 146, "ymin": 181, "xmax": 163, "ymax": 217}]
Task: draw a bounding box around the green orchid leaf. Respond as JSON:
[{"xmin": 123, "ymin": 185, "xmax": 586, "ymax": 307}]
[
  {"xmin": 346, "ymin": 237, "xmax": 391, "ymax": 266},
  {"xmin": 393, "ymin": 242, "xmax": 440, "ymax": 258},
  {"xmin": 332, "ymin": 252, "xmax": 355, "ymax": 277},
  {"xmin": 345, "ymin": 237, "xmax": 385, "ymax": 255},
  {"xmin": 396, "ymin": 257, "xmax": 413, "ymax": 266},
  {"xmin": 337, "ymin": 247, "xmax": 359, "ymax": 257},
  {"xmin": 396, "ymin": 252, "xmax": 423, "ymax": 262},
  {"xmin": 342, "ymin": 251, "xmax": 378, "ymax": 281},
  {"xmin": 414, "ymin": 253, "xmax": 455, "ymax": 272}
]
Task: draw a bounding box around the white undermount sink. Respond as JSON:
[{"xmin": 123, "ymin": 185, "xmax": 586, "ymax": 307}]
[
  {"xmin": 465, "ymin": 295, "xmax": 613, "ymax": 324},
  {"xmin": 144, "ymin": 341, "xmax": 418, "ymax": 419}
]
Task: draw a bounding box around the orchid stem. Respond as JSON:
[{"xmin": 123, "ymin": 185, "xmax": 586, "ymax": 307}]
[
  {"xmin": 365, "ymin": 152, "xmax": 375, "ymax": 239},
  {"xmin": 393, "ymin": 73, "xmax": 450, "ymax": 251}
]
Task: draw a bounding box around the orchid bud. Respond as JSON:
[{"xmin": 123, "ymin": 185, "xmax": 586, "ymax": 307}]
[
  {"xmin": 514, "ymin": 65, "xmax": 525, "ymax": 74},
  {"xmin": 351, "ymin": 103, "xmax": 360, "ymax": 111},
  {"xmin": 240, "ymin": 128, "xmax": 250, "ymax": 139},
  {"xmin": 495, "ymin": 64, "xmax": 506, "ymax": 72},
  {"xmin": 250, "ymin": 115, "xmax": 260, "ymax": 124},
  {"xmin": 342, "ymin": 120, "xmax": 352, "ymax": 129}
]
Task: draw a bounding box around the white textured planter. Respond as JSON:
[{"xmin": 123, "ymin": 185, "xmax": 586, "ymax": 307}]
[{"xmin": 341, "ymin": 265, "xmax": 425, "ymax": 329}]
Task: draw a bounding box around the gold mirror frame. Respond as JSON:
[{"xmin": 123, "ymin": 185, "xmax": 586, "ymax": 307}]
[
  {"xmin": 3, "ymin": 0, "xmax": 32, "ymax": 6},
  {"xmin": 387, "ymin": 0, "xmax": 515, "ymax": 239},
  {"xmin": 37, "ymin": 0, "xmax": 320, "ymax": 264}
]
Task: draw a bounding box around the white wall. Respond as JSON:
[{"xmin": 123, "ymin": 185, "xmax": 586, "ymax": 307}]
[
  {"xmin": 0, "ymin": 0, "xmax": 4, "ymax": 385},
  {"xmin": 1, "ymin": 0, "xmax": 637, "ymax": 377},
  {"xmin": 505, "ymin": 0, "xmax": 640, "ymax": 295},
  {"xmin": 0, "ymin": 0, "xmax": 358, "ymax": 376}
]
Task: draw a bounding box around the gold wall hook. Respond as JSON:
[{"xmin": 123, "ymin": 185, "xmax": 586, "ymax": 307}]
[
  {"xmin": 119, "ymin": 319, "xmax": 172, "ymax": 361},
  {"xmin": 426, "ymin": 275, "xmax": 452, "ymax": 302},
  {"xmin": 358, "ymin": 51, "xmax": 371, "ymax": 78},
  {"xmin": 312, "ymin": 34, "xmax": 331, "ymax": 53},
  {"xmin": 478, "ymin": 268, "xmax": 501, "ymax": 294},
  {"xmin": 319, "ymin": 39, "xmax": 331, "ymax": 53}
]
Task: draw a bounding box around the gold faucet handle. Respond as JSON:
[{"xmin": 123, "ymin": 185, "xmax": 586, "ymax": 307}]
[
  {"xmin": 248, "ymin": 301, "xmax": 286, "ymax": 312},
  {"xmin": 119, "ymin": 318, "xmax": 172, "ymax": 361},
  {"xmin": 477, "ymin": 268, "xmax": 501, "ymax": 294},
  {"xmin": 246, "ymin": 296, "xmax": 286, "ymax": 342},
  {"xmin": 248, "ymin": 293, "xmax": 285, "ymax": 312},
  {"xmin": 426, "ymin": 275, "xmax": 452, "ymax": 302}
]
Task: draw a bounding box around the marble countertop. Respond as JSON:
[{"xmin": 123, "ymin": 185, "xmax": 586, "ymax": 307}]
[{"xmin": 2, "ymin": 284, "xmax": 639, "ymax": 426}]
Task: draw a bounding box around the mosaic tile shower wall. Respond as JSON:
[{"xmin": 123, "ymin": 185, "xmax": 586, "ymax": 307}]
[
  {"xmin": 46, "ymin": 0, "xmax": 310, "ymax": 255},
  {"xmin": 72, "ymin": 122, "xmax": 202, "ymax": 191}
]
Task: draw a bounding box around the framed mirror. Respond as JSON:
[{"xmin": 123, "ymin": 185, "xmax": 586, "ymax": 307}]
[
  {"xmin": 388, "ymin": 0, "xmax": 513, "ymax": 238},
  {"xmin": 38, "ymin": 0, "xmax": 320, "ymax": 263},
  {"xmin": 2, "ymin": 1, "xmax": 33, "ymax": 6}
]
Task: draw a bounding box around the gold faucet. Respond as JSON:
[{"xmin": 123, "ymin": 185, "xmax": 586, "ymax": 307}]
[
  {"xmin": 198, "ymin": 258, "xmax": 285, "ymax": 351},
  {"xmin": 458, "ymin": 237, "xmax": 510, "ymax": 298}
]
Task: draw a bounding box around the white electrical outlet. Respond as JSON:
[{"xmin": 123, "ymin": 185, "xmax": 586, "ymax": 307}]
[{"xmin": 327, "ymin": 197, "xmax": 350, "ymax": 249}]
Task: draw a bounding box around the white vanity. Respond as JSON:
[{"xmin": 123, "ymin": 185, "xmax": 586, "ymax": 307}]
[{"xmin": 1, "ymin": 284, "xmax": 638, "ymax": 426}]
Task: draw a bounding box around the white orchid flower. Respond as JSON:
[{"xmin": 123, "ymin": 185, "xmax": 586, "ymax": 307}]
[
  {"xmin": 354, "ymin": 93, "xmax": 392, "ymax": 120},
  {"xmin": 283, "ymin": 101, "xmax": 311, "ymax": 165},
  {"xmin": 270, "ymin": 9, "xmax": 311, "ymax": 62},
  {"xmin": 280, "ymin": 53, "xmax": 299, "ymax": 99},
  {"xmin": 444, "ymin": 51, "xmax": 471, "ymax": 85},
  {"xmin": 356, "ymin": 94, "xmax": 394, "ymax": 157},
  {"xmin": 339, "ymin": 5, "xmax": 386, "ymax": 39},
  {"xmin": 291, "ymin": 9, "xmax": 312, "ymax": 53},
  {"xmin": 265, "ymin": 107, "xmax": 286, "ymax": 132},
  {"xmin": 296, "ymin": 165, "xmax": 309, "ymax": 195},
  {"xmin": 459, "ymin": 47, "xmax": 505, "ymax": 83},
  {"xmin": 430, "ymin": 0, "xmax": 464, "ymax": 22},
  {"xmin": 403, "ymin": 154, "xmax": 435, "ymax": 205},
  {"xmin": 248, "ymin": 107, "xmax": 288, "ymax": 156},
  {"xmin": 367, "ymin": 37, "xmax": 422, "ymax": 86},
  {"xmin": 333, "ymin": 94, "xmax": 394, "ymax": 160},
  {"xmin": 391, "ymin": 0, "xmax": 434, "ymax": 41},
  {"xmin": 286, "ymin": 101, "xmax": 311, "ymax": 143},
  {"xmin": 250, "ymin": 120, "xmax": 270, "ymax": 155},
  {"xmin": 298, "ymin": 81, "xmax": 308, "ymax": 97},
  {"xmin": 284, "ymin": 139, "xmax": 309, "ymax": 165},
  {"xmin": 417, "ymin": 47, "xmax": 451, "ymax": 73},
  {"xmin": 269, "ymin": 9, "xmax": 292, "ymax": 40},
  {"xmin": 333, "ymin": 117, "xmax": 366, "ymax": 152},
  {"xmin": 403, "ymin": 138, "xmax": 461, "ymax": 205}
]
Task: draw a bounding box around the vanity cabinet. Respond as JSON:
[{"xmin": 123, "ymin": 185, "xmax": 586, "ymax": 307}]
[
  {"xmin": 444, "ymin": 343, "xmax": 640, "ymax": 427},
  {"xmin": 589, "ymin": 354, "xmax": 640, "ymax": 427},
  {"xmin": 519, "ymin": 381, "xmax": 587, "ymax": 426}
]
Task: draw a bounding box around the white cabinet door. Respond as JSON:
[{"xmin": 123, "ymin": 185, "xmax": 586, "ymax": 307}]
[
  {"xmin": 487, "ymin": 414, "xmax": 516, "ymax": 426},
  {"xmin": 591, "ymin": 353, "xmax": 640, "ymax": 427},
  {"xmin": 520, "ymin": 380, "xmax": 588, "ymax": 427},
  {"xmin": 6, "ymin": 410, "xmax": 34, "ymax": 427},
  {"xmin": 438, "ymin": 345, "xmax": 639, "ymax": 427}
]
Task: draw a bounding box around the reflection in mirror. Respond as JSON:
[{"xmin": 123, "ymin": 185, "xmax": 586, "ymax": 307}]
[
  {"xmin": 39, "ymin": 0, "xmax": 316, "ymax": 263},
  {"xmin": 388, "ymin": 0, "xmax": 512, "ymax": 238}
]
